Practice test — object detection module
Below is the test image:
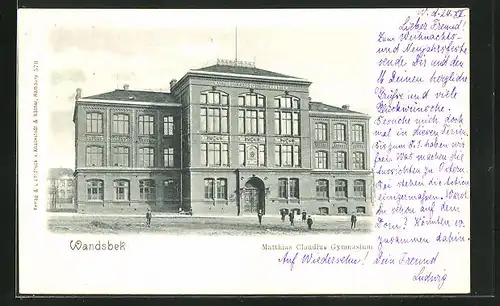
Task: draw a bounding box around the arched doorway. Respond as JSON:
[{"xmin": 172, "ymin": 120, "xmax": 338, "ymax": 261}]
[{"xmin": 243, "ymin": 177, "xmax": 265, "ymax": 214}]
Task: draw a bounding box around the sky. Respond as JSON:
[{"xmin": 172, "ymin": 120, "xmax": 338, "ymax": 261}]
[{"xmin": 20, "ymin": 9, "xmax": 404, "ymax": 169}]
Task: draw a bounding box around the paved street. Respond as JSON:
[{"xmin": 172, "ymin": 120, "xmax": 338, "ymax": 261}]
[{"xmin": 48, "ymin": 213, "xmax": 373, "ymax": 235}]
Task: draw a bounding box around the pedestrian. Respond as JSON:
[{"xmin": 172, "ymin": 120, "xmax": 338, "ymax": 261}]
[
  {"xmin": 146, "ymin": 209, "xmax": 152, "ymax": 226},
  {"xmin": 301, "ymin": 211, "xmax": 307, "ymax": 223},
  {"xmin": 257, "ymin": 209, "xmax": 263, "ymax": 225},
  {"xmin": 289, "ymin": 211, "xmax": 295, "ymax": 226},
  {"xmin": 189, "ymin": 207, "xmax": 193, "ymax": 216},
  {"xmin": 307, "ymin": 215, "xmax": 313, "ymax": 230},
  {"xmin": 351, "ymin": 212, "xmax": 357, "ymax": 229},
  {"xmin": 280, "ymin": 210, "xmax": 286, "ymax": 222}
]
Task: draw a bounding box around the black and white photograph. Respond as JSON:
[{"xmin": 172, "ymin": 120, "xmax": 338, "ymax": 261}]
[{"xmin": 18, "ymin": 9, "xmax": 470, "ymax": 295}]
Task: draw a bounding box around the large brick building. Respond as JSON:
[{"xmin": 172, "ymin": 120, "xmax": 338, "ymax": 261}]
[{"xmin": 73, "ymin": 60, "xmax": 374, "ymax": 215}]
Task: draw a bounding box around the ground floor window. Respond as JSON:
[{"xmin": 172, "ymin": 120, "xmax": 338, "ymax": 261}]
[
  {"xmin": 164, "ymin": 179, "xmax": 179, "ymax": 200},
  {"xmin": 139, "ymin": 179, "xmax": 156, "ymax": 201},
  {"xmin": 319, "ymin": 207, "xmax": 329, "ymax": 215},
  {"xmin": 86, "ymin": 179, "xmax": 103, "ymax": 201},
  {"xmin": 356, "ymin": 206, "xmax": 366, "ymax": 214},
  {"xmin": 279, "ymin": 208, "xmax": 289, "ymax": 215},
  {"xmin": 337, "ymin": 206, "xmax": 348, "ymax": 214},
  {"xmin": 113, "ymin": 180, "xmax": 130, "ymax": 201}
]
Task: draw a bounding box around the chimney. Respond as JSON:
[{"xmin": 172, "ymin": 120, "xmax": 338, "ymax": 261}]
[
  {"xmin": 123, "ymin": 84, "xmax": 130, "ymax": 90},
  {"xmin": 342, "ymin": 104, "xmax": 350, "ymax": 110},
  {"xmin": 75, "ymin": 88, "xmax": 82, "ymax": 100},
  {"xmin": 169, "ymin": 79, "xmax": 178, "ymax": 91}
]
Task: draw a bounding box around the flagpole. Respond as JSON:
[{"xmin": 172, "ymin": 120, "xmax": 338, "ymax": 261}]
[{"xmin": 235, "ymin": 26, "xmax": 238, "ymax": 65}]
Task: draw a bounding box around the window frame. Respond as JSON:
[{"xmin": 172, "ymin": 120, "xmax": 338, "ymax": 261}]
[
  {"xmin": 353, "ymin": 152, "xmax": 365, "ymax": 170},
  {"xmin": 352, "ymin": 124, "xmax": 364, "ymax": 142},
  {"xmin": 113, "ymin": 146, "xmax": 130, "ymax": 167},
  {"xmin": 138, "ymin": 114, "xmax": 155, "ymax": 135},
  {"xmin": 112, "ymin": 113, "xmax": 129, "ymax": 135},
  {"xmin": 138, "ymin": 147, "xmax": 155, "ymax": 168},
  {"xmin": 315, "ymin": 122, "xmax": 328, "ymax": 141},
  {"xmin": 353, "ymin": 179, "xmax": 366, "ymax": 198},
  {"xmin": 86, "ymin": 179, "xmax": 104, "ymax": 201},
  {"xmin": 315, "ymin": 151, "xmax": 328, "ymax": 169},
  {"xmin": 163, "ymin": 115, "xmax": 174, "ymax": 136},
  {"xmin": 333, "ymin": 123, "xmax": 346, "ymax": 142},
  {"xmin": 335, "ymin": 179, "xmax": 348, "ymax": 198},
  {"xmin": 85, "ymin": 146, "xmax": 104, "ymax": 167},
  {"xmin": 333, "ymin": 151, "xmax": 347, "ymax": 169},
  {"xmin": 113, "ymin": 179, "xmax": 130, "ymax": 201},
  {"xmin": 316, "ymin": 179, "xmax": 329, "ymax": 198},
  {"xmin": 86, "ymin": 112, "xmax": 103, "ymax": 134},
  {"xmin": 163, "ymin": 147, "xmax": 175, "ymax": 168},
  {"xmin": 139, "ymin": 179, "xmax": 156, "ymax": 201}
]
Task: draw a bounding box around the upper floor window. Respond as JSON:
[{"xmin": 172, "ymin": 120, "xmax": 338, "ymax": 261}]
[
  {"xmin": 275, "ymin": 145, "xmax": 300, "ymax": 167},
  {"xmin": 113, "ymin": 179, "xmax": 130, "ymax": 201},
  {"xmin": 239, "ymin": 144, "xmax": 265, "ymax": 167},
  {"xmin": 163, "ymin": 115, "xmax": 174, "ymax": 136},
  {"xmin": 238, "ymin": 109, "xmax": 265, "ymax": 134},
  {"xmin": 138, "ymin": 115, "xmax": 155, "ymax": 135},
  {"xmin": 238, "ymin": 93, "xmax": 265, "ymax": 108},
  {"xmin": 333, "ymin": 123, "xmax": 346, "ymax": 141},
  {"xmin": 112, "ymin": 114, "xmax": 129, "ymax": 134},
  {"xmin": 333, "ymin": 151, "xmax": 347, "ymax": 169},
  {"xmin": 200, "ymin": 143, "xmax": 229, "ymax": 167},
  {"xmin": 86, "ymin": 112, "xmax": 103, "ymax": 134},
  {"xmin": 112, "ymin": 146, "xmax": 129, "ymax": 167},
  {"xmin": 138, "ymin": 147, "xmax": 155, "ymax": 168},
  {"xmin": 164, "ymin": 147, "xmax": 174, "ymax": 168},
  {"xmin": 353, "ymin": 152, "xmax": 365, "ymax": 170},
  {"xmin": 275, "ymin": 111, "xmax": 300, "ymax": 136},
  {"xmin": 164, "ymin": 179, "xmax": 179, "ymax": 200},
  {"xmin": 86, "ymin": 146, "xmax": 103, "ymax": 167},
  {"xmin": 200, "ymin": 108, "xmax": 228, "ymax": 133},
  {"xmin": 316, "ymin": 179, "xmax": 329, "ymax": 198},
  {"xmin": 86, "ymin": 179, "xmax": 103, "ymax": 201},
  {"xmin": 352, "ymin": 124, "xmax": 364, "ymax": 142},
  {"xmin": 315, "ymin": 123, "xmax": 327, "ymax": 141},
  {"xmin": 335, "ymin": 179, "xmax": 348, "ymax": 198},
  {"xmin": 139, "ymin": 179, "xmax": 156, "ymax": 201},
  {"xmin": 275, "ymin": 96, "xmax": 300, "ymax": 109},
  {"xmin": 315, "ymin": 151, "xmax": 328, "ymax": 169},
  {"xmin": 354, "ymin": 179, "xmax": 366, "ymax": 198},
  {"xmin": 200, "ymin": 91, "xmax": 228, "ymax": 105}
]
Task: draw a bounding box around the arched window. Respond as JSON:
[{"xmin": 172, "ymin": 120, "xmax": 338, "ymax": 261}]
[
  {"xmin": 333, "ymin": 123, "xmax": 346, "ymax": 141},
  {"xmin": 337, "ymin": 206, "xmax": 348, "ymax": 214},
  {"xmin": 289, "ymin": 178, "xmax": 299, "ymax": 198},
  {"xmin": 238, "ymin": 93, "xmax": 266, "ymax": 135},
  {"xmin": 315, "ymin": 151, "xmax": 328, "ymax": 169},
  {"xmin": 86, "ymin": 146, "xmax": 103, "ymax": 167},
  {"xmin": 333, "ymin": 151, "xmax": 347, "ymax": 169},
  {"xmin": 113, "ymin": 180, "xmax": 130, "ymax": 201},
  {"xmin": 200, "ymin": 90, "xmax": 229, "ymax": 133},
  {"xmin": 319, "ymin": 207, "xmax": 329, "ymax": 215},
  {"xmin": 352, "ymin": 124, "xmax": 364, "ymax": 142},
  {"xmin": 353, "ymin": 152, "xmax": 365, "ymax": 170},
  {"xmin": 86, "ymin": 179, "xmax": 103, "ymax": 200},
  {"xmin": 278, "ymin": 178, "xmax": 288, "ymax": 198},
  {"xmin": 204, "ymin": 178, "xmax": 214, "ymax": 199},
  {"xmin": 112, "ymin": 113, "xmax": 129, "ymax": 134},
  {"xmin": 316, "ymin": 179, "xmax": 329, "ymax": 198},
  {"xmin": 354, "ymin": 179, "xmax": 366, "ymax": 198},
  {"xmin": 335, "ymin": 179, "xmax": 348, "ymax": 198},
  {"xmin": 86, "ymin": 112, "xmax": 103, "ymax": 133},
  {"xmin": 315, "ymin": 123, "xmax": 327, "ymax": 141},
  {"xmin": 139, "ymin": 179, "xmax": 156, "ymax": 201}
]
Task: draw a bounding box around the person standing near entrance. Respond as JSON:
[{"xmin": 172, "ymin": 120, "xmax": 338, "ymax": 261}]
[
  {"xmin": 351, "ymin": 212, "xmax": 357, "ymax": 229},
  {"xmin": 146, "ymin": 209, "xmax": 152, "ymax": 227},
  {"xmin": 301, "ymin": 211, "xmax": 307, "ymax": 223},
  {"xmin": 289, "ymin": 211, "xmax": 295, "ymax": 226},
  {"xmin": 280, "ymin": 210, "xmax": 286, "ymax": 222},
  {"xmin": 257, "ymin": 209, "xmax": 263, "ymax": 225},
  {"xmin": 307, "ymin": 215, "xmax": 313, "ymax": 230}
]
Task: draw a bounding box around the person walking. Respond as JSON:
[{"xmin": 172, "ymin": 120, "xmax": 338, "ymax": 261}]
[
  {"xmin": 301, "ymin": 211, "xmax": 307, "ymax": 223},
  {"xmin": 307, "ymin": 215, "xmax": 313, "ymax": 230},
  {"xmin": 257, "ymin": 209, "xmax": 263, "ymax": 225},
  {"xmin": 280, "ymin": 210, "xmax": 286, "ymax": 223},
  {"xmin": 351, "ymin": 212, "xmax": 357, "ymax": 229},
  {"xmin": 289, "ymin": 211, "xmax": 295, "ymax": 226},
  {"xmin": 146, "ymin": 209, "xmax": 152, "ymax": 226}
]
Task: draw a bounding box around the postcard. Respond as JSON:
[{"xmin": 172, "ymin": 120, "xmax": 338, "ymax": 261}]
[{"xmin": 17, "ymin": 8, "xmax": 470, "ymax": 295}]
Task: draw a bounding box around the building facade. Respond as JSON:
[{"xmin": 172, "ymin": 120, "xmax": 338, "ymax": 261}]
[
  {"xmin": 47, "ymin": 168, "xmax": 76, "ymax": 211},
  {"xmin": 73, "ymin": 60, "xmax": 374, "ymax": 215}
]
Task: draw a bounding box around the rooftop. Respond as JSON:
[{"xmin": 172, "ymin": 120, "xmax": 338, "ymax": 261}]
[
  {"xmin": 192, "ymin": 59, "xmax": 303, "ymax": 80},
  {"xmin": 82, "ymin": 89, "xmax": 176, "ymax": 103},
  {"xmin": 309, "ymin": 101, "xmax": 366, "ymax": 115}
]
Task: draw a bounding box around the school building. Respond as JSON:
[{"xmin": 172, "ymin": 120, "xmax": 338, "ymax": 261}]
[{"xmin": 73, "ymin": 59, "xmax": 374, "ymax": 215}]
